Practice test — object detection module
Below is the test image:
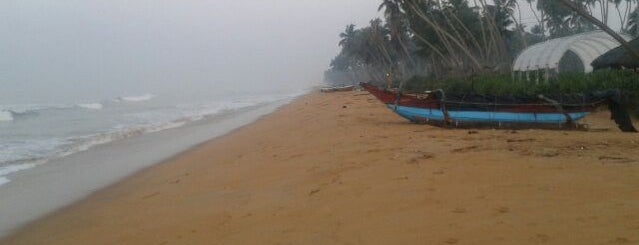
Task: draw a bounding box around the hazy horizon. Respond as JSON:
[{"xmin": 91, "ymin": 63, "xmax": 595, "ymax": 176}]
[{"xmin": 0, "ymin": 0, "xmax": 381, "ymax": 104}]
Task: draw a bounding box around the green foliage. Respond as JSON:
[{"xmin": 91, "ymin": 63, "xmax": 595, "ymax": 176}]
[{"xmin": 402, "ymin": 70, "xmax": 639, "ymax": 116}]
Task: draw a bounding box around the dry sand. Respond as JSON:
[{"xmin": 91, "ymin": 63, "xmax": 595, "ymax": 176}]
[{"xmin": 3, "ymin": 91, "xmax": 639, "ymax": 245}]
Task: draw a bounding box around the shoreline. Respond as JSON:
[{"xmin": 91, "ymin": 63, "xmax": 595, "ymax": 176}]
[
  {"xmin": 3, "ymin": 91, "xmax": 639, "ymax": 244},
  {"xmin": 0, "ymin": 97, "xmax": 298, "ymax": 239}
]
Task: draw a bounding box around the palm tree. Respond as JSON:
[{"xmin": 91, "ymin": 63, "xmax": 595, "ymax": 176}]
[
  {"xmin": 403, "ymin": 0, "xmax": 484, "ymax": 71},
  {"xmin": 379, "ymin": 0, "xmax": 416, "ymax": 66},
  {"xmin": 339, "ymin": 24, "xmax": 358, "ymax": 50},
  {"xmin": 628, "ymin": 6, "xmax": 639, "ymax": 37}
]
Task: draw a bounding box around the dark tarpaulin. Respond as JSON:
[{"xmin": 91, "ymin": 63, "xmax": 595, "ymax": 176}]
[{"xmin": 592, "ymin": 38, "xmax": 639, "ymax": 70}]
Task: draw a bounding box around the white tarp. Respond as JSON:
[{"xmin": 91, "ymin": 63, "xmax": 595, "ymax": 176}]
[{"xmin": 513, "ymin": 31, "xmax": 630, "ymax": 73}]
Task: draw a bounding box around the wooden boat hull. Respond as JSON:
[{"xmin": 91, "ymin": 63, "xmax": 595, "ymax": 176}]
[
  {"xmin": 320, "ymin": 85, "xmax": 355, "ymax": 93},
  {"xmin": 389, "ymin": 104, "xmax": 590, "ymax": 125},
  {"xmin": 361, "ymin": 82, "xmax": 636, "ymax": 132},
  {"xmin": 361, "ymin": 83, "xmax": 597, "ymax": 128}
]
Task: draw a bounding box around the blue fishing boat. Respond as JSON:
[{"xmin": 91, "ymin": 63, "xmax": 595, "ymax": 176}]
[{"xmin": 361, "ymin": 83, "xmax": 637, "ymax": 132}]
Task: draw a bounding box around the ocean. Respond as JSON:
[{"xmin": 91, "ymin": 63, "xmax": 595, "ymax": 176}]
[
  {"xmin": 1, "ymin": 0, "xmax": 326, "ymax": 237},
  {"xmin": 0, "ymin": 88, "xmax": 307, "ymax": 187}
]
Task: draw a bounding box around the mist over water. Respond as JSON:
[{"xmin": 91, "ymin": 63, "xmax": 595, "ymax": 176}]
[
  {"xmin": 0, "ymin": 0, "xmax": 382, "ymax": 185},
  {"xmin": 0, "ymin": 0, "xmax": 381, "ymax": 104}
]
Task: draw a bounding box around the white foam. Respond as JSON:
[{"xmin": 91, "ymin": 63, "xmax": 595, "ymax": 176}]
[
  {"xmin": 50, "ymin": 98, "xmax": 280, "ymax": 160},
  {"xmin": 0, "ymin": 110, "xmax": 13, "ymax": 122},
  {"xmin": 0, "ymin": 89, "xmax": 309, "ymax": 185},
  {"xmin": 0, "ymin": 139, "xmax": 68, "ymax": 165},
  {"xmin": 117, "ymin": 94, "xmax": 156, "ymax": 102},
  {"xmin": 52, "ymin": 120, "xmax": 188, "ymax": 161},
  {"xmin": 144, "ymin": 121, "xmax": 188, "ymax": 133},
  {"xmin": 0, "ymin": 104, "xmax": 75, "ymax": 122},
  {"xmin": 76, "ymin": 103, "xmax": 103, "ymax": 110},
  {"xmin": 0, "ymin": 163, "xmax": 37, "ymax": 186}
]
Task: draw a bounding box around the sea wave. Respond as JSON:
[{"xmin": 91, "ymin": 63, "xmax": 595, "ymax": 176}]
[
  {"xmin": 0, "ymin": 104, "xmax": 73, "ymax": 121},
  {"xmin": 50, "ymin": 119, "xmax": 196, "ymax": 161},
  {"xmin": 0, "ymin": 110, "xmax": 13, "ymax": 122},
  {"xmin": 0, "ymin": 89, "xmax": 308, "ymax": 185},
  {"xmin": 76, "ymin": 103, "xmax": 103, "ymax": 110},
  {"xmin": 117, "ymin": 93, "xmax": 156, "ymax": 102},
  {"xmin": 0, "ymin": 163, "xmax": 37, "ymax": 186},
  {"xmin": 0, "ymin": 97, "xmax": 282, "ymax": 164},
  {"xmin": 0, "ymin": 101, "xmax": 104, "ymax": 121}
]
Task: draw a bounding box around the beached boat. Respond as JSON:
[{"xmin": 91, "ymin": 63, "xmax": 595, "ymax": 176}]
[
  {"xmin": 361, "ymin": 83, "xmax": 637, "ymax": 132},
  {"xmin": 320, "ymin": 85, "xmax": 355, "ymax": 93}
]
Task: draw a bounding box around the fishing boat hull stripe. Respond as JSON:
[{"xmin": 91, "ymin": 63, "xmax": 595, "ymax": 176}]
[{"xmin": 388, "ymin": 105, "xmax": 590, "ymax": 124}]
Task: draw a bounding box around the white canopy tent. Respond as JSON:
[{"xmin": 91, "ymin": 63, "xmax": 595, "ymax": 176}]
[{"xmin": 513, "ymin": 31, "xmax": 630, "ymax": 76}]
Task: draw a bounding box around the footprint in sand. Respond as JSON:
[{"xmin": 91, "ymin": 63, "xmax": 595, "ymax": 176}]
[
  {"xmin": 407, "ymin": 153, "xmax": 434, "ymax": 164},
  {"xmin": 535, "ymin": 148, "xmax": 559, "ymax": 157},
  {"xmin": 288, "ymin": 153, "xmax": 303, "ymax": 159},
  {"xmin": 445, "ymin": 238, "xmax": 459, "ymax": 244},
  {"xmin": 496, "ymin": 206, "xmax": 510, "ymax": 214},
  {"xmin": 534, "ymin": 234, "xmax": 550, "ymax": 243},
  {"xmin": 309, "ymin": 189, "xmax": 320, "ymax": 196},
  {"xmin": 451, "ymin": 145, "xmax": 479, "ymax": 153},
  {"xmin": 142, "ymin": 192, "xmax": 160, "ymax": 199},
  {"xmin": 406, "ymin": 157, "xmax": 420, "ymax": 165},
  {"xmin": 506, "ymin": 138, "xmax": 535, "ymax": 143},
  {"xmin": 452, "ymin": 208, "xmax": 467, "ymax": 214},
  {"xmin": 612, "ymin": 237, "xmax": 631, "ymax": 244},
  {"xmin": 433, "ymin": 170, "xmax": 445, "ymax": 175},
  {"xmin": 599, "ymin": 156, "xmax": 636, "ymax": 163}
]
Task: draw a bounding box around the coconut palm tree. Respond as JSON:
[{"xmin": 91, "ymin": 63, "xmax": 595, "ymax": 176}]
[
  {"xmin": 379, "ymin": 0, "xmax": 416, "ymax": 66},
  {"xmin": 628, "ymin": 6, "xmax": 639, "ymax": 37}
]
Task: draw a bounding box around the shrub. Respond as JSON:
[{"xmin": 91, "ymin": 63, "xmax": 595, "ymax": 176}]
[{"xmin": 401, "ymin": 70, "xmax": 639, "ymax": 117}]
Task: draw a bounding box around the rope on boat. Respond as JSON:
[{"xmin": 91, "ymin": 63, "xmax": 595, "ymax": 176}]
[
  {"xmin": 365, "ymin": 83, "xmax": 636, "ymax": 133},
  {"xmin": 435, "ymin": 89, "xmax": 452, "ymax": 125},
  {"xmin": 436, "ymin": 98, "xmax": 608, "ymax": 108},
  {"xmin": 538, "ymin": 94, "xmax": 574, "ymax": 126}
]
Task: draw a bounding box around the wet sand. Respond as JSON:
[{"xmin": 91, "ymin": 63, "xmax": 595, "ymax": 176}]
[
  {"xmin": 3, "ymin": 91, "xmax": 639, "ymax": 244},
  {"xmin": 0, "ymin": 101, "xmax": 288, "ymax": 238}
]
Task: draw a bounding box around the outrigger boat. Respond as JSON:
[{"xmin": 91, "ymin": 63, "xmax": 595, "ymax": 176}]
[
  {"xmin": 320, "ymin": 85, "xmax": 355, "ymax": 93},
  {"xmin": 361, "ymin": 82, "xmax": 637, "ymax": 132}
]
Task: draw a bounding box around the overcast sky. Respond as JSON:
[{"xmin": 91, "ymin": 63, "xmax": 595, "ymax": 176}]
[
  {"xmin": 1, "ymin": 1, "xmax": 628, "ymax": 103},
  {"xmin": 0, "ymin": 0, "xmax": 381, "ymax": 103}
]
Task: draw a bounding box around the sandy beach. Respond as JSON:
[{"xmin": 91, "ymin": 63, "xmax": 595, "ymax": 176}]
[{"xmin": 3, "ymin": 91, "xmax": 639, "ymax": 244}]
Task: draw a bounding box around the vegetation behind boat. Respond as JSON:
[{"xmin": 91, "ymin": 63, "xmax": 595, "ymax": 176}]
[{"xmin": 396, "ymin": 70, "xmax": 639, "ymax": 118}]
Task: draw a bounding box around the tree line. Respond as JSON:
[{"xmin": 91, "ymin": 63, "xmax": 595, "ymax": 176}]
[{"xmin": 324, "ymin": 0, "xmax": 639, "ymax": 86}]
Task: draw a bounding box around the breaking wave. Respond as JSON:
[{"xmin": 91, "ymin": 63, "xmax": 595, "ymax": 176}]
[
  {"xmin": 0, "ymin": 104, "xmax": 74, "ymax": 122},
  {"xmin": 0, "ymin": 163, "xmax": 37, "ymax": 186},
  {"xmin": 117, "ymin": 94, "xmax": 156, "ymax": 102},
  {"xmin": 0, "ymin": 109, "xmax": 42, "ymax": 122},
  {"xmin": 0, "ymin": 101, "xmax": 103, "ymax": 121},
  {"xmin": 0, "ymin": 89, "xmax": 309, "ymax": 186},
  {"xmin": 76, "ymin": 103, "xmax": 103, "ymax": 110},
  {"xmin": 0, "ymin": 110, "xmax": 13, "ymax": 122}
]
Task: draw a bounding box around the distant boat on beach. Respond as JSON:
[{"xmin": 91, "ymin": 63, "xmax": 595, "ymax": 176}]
[
  {"xmin": 320, "ymin": 85, "xmax": 355, "ymax": 93},
  {"xmin": 361, "ymin": 83, "xmax": 637, "ymax": 132}
]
